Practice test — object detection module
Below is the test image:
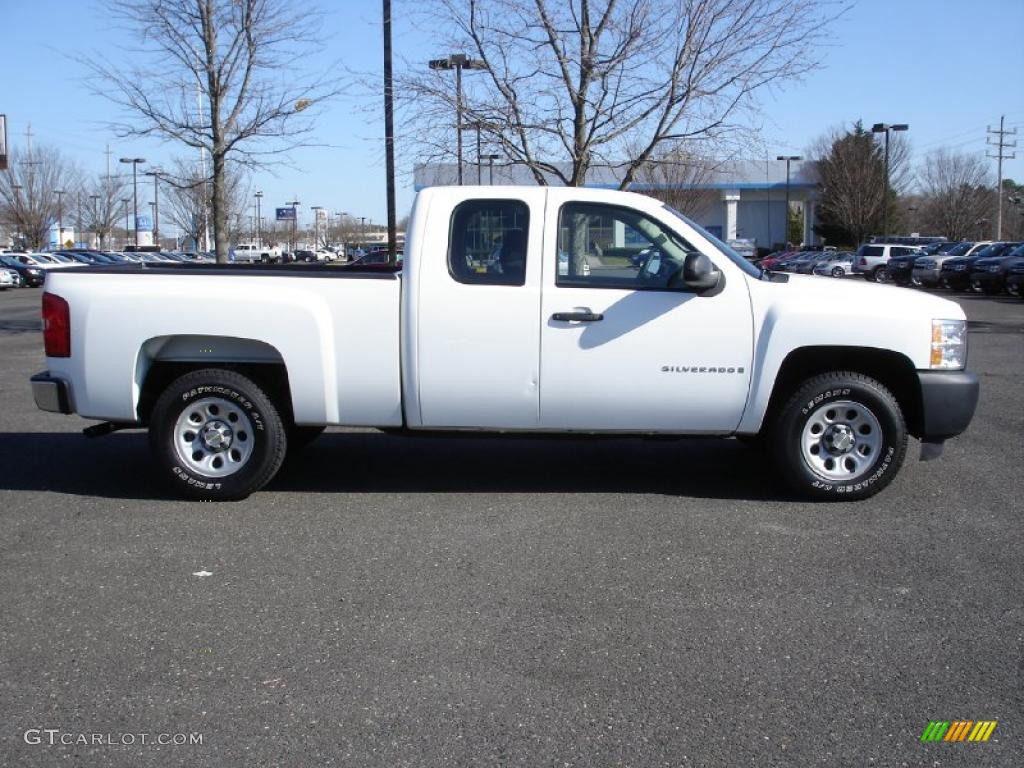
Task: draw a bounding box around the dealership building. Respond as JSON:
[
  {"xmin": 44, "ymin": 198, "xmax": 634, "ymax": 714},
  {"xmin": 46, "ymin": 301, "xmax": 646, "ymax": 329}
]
[{"xmin": 414, "ymin": 158, "xmax": 821, "ymax": 251}]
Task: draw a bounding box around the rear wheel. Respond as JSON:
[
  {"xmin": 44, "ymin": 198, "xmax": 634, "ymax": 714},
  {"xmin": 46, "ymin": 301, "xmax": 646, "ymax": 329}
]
[
  {"xmin": 871, "ymin": 266, "xmax": 888, "ymax": 283},
  {"xmin": 149, "ymin": 369, "xmax": 287, "ymax": 500},
  {"xmin": 770, "ymin": 372, "xmax": 907, "ymax": 501},
  {"xmin": 831, "ymin": 266, "xmax": 844, "ymax": 277}
]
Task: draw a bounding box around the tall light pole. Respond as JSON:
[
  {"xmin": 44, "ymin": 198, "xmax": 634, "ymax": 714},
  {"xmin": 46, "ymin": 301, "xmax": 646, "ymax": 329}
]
[
  {"xmin": 776, "ymin": 156, "xmax": 801, "ymax": 246},
  {"xmin": 871, "ymin": 123, "xmax": 908, "ymax": 239},
  {"xmin": 54, "ymin": 189, "xmax": 65, "ymax": 248},
  {"xmin": 286, "ymin": 199, "xmax": 300, "ymax": 252},
  {"xmin": 119, "ymin": 157, "xmax": 146, "ymax": 246},
  {"xmin": 482, "ymin": 154, "xmax": 499, "ymax": 185},
  {"xmin": 144, "ymin": 169, "xmax": 162, "ymax": 244},
  {"xmin": 429, "ymin": 53, "xmax": 486, "ymax": 185},
  {"xmin": 384, "ymin": 0, "xmax": 398, "ymax": 263},
  {"xmin": 310, "ymin": 206, "xmax": 324, "ymax": 249},
  {"xmin": 461, "ymin": 121, "xmax": 487, "ymax": 184},
  {"xmin": 121, "ymin": 198, "xmax": 131, "ymax": 248},
  {"xmin": 254, "ymin": 191, "xmax": 263, "ymax": 248},
  {"xmin": 90, "ymin": 194, "xmax": 101, "ymax": 247}
]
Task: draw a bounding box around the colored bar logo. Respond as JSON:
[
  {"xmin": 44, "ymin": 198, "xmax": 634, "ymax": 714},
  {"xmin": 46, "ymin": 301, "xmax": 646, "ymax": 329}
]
[{"xmin": 921, "ymin": 720, "xmax": 996, "ymax": 742}]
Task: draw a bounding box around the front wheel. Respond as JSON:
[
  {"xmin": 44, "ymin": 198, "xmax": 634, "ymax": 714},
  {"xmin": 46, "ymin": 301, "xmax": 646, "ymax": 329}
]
[
  {"xmin": 831, "ymin": 266, "xmax": 844, "ymax": 277},
  {"xmin": 149, "ymin": 369, "xmax": 288, "ymax": 500},
  {"xmin": 770, "ymin": 372, "xmax": 907, "ymax": 500}
]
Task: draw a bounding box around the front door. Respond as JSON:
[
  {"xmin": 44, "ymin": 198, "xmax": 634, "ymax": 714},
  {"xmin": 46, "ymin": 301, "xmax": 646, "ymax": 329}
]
[{"xmin": 539, "ymin": 200, "xmax": 753, "ymax": 432}]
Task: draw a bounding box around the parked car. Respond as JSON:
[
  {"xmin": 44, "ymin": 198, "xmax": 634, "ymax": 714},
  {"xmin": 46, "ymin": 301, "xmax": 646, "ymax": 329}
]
[
  {"xmin": 852, "ymin": 243, "xmax": 923, "ymax": 282},
  {"xmin": 885, "ymin": 247, "xmax": 926, "ymax": 286},
  {"xmin": 292, "ymin": 249, "xmax": 319, "ymax": 263},
  {"xmin": 775, "ymin": 252, "xmax": 819, "ymax": 272},
  {"xmin": 0, "ymin": 268, "xmax": 18, "ymax": 289},
  {"xmin": 0, "ymin": 254, "xmax": 46, "ymax": 287},
  {"xmin": 940, "ymin": 242, "xmax": 1019, "ymax": 291},
  {"xmin": 31, "ymin": 185, "xmax": 978, "ymax": 502},
  {"xmin": 1005, "ymin": 258, "xmax": 1024, "ymax": 297},
  {"xmin": 347, "ymin": 251, "xmax": 404, "ymax": 269},
  {"xmin": 911, "ymin": 242, "xmax": 984, "ymax": 287},
  {"xmin": 811, "ymin": 251, "xmax": 856, "ymax": 277},
  {"xmin": 757, "ymin": 251, "xmax": 796, "ymax": 271},
  {"xmin": 11, "ymin": 253, "xmax": 72, "ymax": 270},
  {"xmin": 968, "ymin": 242, "xmax": 1024, "ymax": 294}
]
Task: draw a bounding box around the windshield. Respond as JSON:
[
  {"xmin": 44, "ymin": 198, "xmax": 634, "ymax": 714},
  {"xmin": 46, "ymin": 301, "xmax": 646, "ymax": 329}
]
[
  {"xmin": 947, "ymin": 242, "xmax": 973, "ymax": 256},
  {"xmin": 661, "ymin": 204, "xmax": 761, "ymax": 278}
]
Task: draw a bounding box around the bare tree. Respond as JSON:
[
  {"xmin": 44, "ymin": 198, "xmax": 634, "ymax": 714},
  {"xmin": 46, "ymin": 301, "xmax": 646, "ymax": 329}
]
[
  {"xmin": 811, "ymin": 122, "xmax": 911, "ymax": 246},
  {"xmin": 162, "ymin": 158, "xmax": 250, "ymax": 250},
  {"xmin": 0, "ymin": 145, "xmax": 84, "ymax": 250},
  {"xmin": 82, "ymin": 173, "xmax": 130, "ymax": 249},
  {"xmin": 917, "ymin": 149, "xmax": 994, "ymax": 241},
  {"xmin": 85, "ymin": 0, "xmax": 341, "ymax": 262},
  {"xmin": 634, "ymin": 148, "xmax": 723, "ymax": 219},
  {"xmin": 401, "ymin": 0, "xmax": 842, "ymax": 188}
]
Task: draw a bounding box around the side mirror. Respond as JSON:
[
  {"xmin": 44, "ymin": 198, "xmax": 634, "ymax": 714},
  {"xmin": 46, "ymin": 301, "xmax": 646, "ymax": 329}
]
[{"xmin": 671, "ymin": 252, "xmax": 721, "ymax": 292}]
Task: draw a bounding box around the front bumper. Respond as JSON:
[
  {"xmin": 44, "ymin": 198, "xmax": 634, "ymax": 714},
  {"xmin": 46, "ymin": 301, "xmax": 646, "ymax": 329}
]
[
  {"xmin": 912, "ymin": 267, "xmax": 941, "ymax": 285},
  {"xmin": 969, "ymin": 271, "xmax": 1004, "ymax": 291},
  {"xmin": 940, "ymin": 270, "xmax": 970, "ymax": 289},
  {"xmin": 31, "ymin": 372, "xmax": 73, "ymax": 414},
  {"xmin": 917, "ymin": 370, "xmax": 978, "ymax": 442},
  {"xmin": 888, "ymin": 264, "xmax": 914, "ymax": 283}
]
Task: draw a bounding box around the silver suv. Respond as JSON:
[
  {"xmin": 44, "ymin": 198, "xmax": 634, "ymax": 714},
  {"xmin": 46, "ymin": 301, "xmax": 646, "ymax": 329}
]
[{"xmin": 852, "ymin": 243, "xmax": 922, "ymax": 282}]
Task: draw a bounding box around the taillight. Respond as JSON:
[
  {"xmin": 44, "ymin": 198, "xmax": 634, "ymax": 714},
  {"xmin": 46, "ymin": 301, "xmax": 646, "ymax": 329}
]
[{"xmin": 42, "ymin": 291, "xmax": 71, "ymax": 357}]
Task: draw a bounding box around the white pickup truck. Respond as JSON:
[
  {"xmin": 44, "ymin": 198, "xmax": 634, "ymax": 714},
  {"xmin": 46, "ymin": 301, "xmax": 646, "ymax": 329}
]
[{"xmin": 32, "ymin": 186, "xmax": 978, "ymax": 501}]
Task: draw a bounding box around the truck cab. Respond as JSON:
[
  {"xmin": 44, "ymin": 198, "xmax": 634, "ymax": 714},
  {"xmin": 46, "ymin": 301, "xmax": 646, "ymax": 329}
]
[{"xmin": 31, "ymin": 187, "xmax": 979, "ymax": 502}]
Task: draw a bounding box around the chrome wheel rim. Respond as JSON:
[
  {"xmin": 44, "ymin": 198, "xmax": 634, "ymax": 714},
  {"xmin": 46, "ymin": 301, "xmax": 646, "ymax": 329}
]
[
  {"xmin": 173, "ymin": 397, "xmax": 255, "ymax": 477},
  {"xmin": 801, "ymin": 400, "xmax": 882, "ymax": 482}
]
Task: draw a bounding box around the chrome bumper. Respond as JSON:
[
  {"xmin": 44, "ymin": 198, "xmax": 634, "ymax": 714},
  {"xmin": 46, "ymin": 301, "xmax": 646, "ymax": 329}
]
[{"xmin": 31, "ymin": 372, "xmax": 73, "ymax": 414}]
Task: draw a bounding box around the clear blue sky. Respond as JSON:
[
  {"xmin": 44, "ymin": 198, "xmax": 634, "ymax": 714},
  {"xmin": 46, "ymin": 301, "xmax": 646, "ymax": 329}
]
[{"xmin": 4, "ymin": 0, "xmax": 1022, "ymax": 232}]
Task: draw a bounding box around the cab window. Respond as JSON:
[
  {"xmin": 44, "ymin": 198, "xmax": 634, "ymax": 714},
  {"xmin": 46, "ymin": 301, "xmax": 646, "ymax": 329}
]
[
  {"xmin": 448, "ymin": 199, "xmax": 529, "ymax": 286},
  {"xmin": 556, "ymin": 202, "xmax": 699, "ymax": 290}
]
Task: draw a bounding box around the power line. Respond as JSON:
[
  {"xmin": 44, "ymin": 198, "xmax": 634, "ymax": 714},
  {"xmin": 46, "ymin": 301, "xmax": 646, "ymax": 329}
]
[{"xmin": 987, "ymin": 115, "xmax": 1017, "ymax": 239}]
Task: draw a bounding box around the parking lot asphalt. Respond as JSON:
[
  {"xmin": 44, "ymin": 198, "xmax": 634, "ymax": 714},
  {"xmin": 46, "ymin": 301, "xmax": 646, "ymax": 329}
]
[{"xmin": 0, "ymin": 285, "xmax": 1021, "ymax": 767}]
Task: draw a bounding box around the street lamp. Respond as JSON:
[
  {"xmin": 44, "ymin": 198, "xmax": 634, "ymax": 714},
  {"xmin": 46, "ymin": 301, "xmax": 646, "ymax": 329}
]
[
  {"xmin": 429, "ymin": 53, "xmax": 486, "ymax": 185},
  {"xmin": 119, "ymin": 157, "xmax": 146, "ymax": 246},
  {"xmin": 482, "ymin": 154, "xmax": 500, "ymax": 185},
  {"xmin": 144, "ymin": 169, "xmax": 162, "ymax": 244},
  {"xmin": 121, "ymin": 198, "xmax": 131, "ymax": 249},
  {"xmin": 254, "ymin": 191, "xmax": 263, "ymax": 248},
  {"xmin": 310, "ymin": 206, "xmax": 324, "ymax": 249},
  {"xmin": 54, "ymin": 189, "xmax": 65, "ymax": 248},
  {"xmin": 286, "ymin": 199, "xmax": 300, "ymax": 252},
  {"xmin": 871, "ymin": 123, "xmax": 909, "ymax": 239},
  {"xmin": 776, "ymin": 156, "xmax": 801, "ymax": 246},
  {"xmin": 90, "ymin": 194, "xmax": 101, "ymax": 247}
]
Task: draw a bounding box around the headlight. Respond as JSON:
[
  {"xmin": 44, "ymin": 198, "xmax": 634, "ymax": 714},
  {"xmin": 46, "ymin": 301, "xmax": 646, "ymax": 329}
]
[{"xmin": 931, "ymin": 319, "xmax": 967, "ymax": 369}]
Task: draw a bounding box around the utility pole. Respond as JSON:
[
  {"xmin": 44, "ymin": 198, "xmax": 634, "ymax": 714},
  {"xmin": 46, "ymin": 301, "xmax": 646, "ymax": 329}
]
[
  {"xmin": 120, "ymin": 158, "xmax": 146, "ymax": 247},
  {"xmin": 483, "ymin": 154, "xmax": 499, "ymax": 185},
  {"xmin": 90, "ymin": 194, "xmax": 101, "ymax": 247},
  {"xmin": 383, "ymin": 0, "xmax": 398, "ymax": 263},
  {"xmin": 987, "ymin": 115, "xmax": 1017, "ymax": 240}
]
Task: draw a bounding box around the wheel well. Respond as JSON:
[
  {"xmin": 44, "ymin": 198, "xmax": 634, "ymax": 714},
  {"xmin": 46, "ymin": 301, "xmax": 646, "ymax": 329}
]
[
  {"xmin": 137, "ymin": 362, "xmax": 294, "ymax": 425},
  {"xmin": 764, "ymin": 346, "xmax": 923, "ymax": 437}
]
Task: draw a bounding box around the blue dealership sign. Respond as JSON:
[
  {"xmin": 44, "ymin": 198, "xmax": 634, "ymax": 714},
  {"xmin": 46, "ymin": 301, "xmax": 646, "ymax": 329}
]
[
  {"xmin": 135, "ymin": 214, "xmax": 153, "ymax": 232},
  {"xmin": 275, "ymin": 207, "xmax": 296, "ymax": 221}
]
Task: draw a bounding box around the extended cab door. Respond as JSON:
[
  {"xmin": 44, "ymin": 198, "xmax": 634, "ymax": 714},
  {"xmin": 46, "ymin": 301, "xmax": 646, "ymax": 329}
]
[
  {"xmin": 538, "ymin": 194, "xmax": 754, "ymax": 432},
  {"xmin": 411, "ymin": 189, "xmax": 546, "ymax": 429}
]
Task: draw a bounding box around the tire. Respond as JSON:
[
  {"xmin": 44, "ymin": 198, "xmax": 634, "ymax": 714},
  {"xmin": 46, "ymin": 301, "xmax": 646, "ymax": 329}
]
[
  {"xmin": 148, "ymin": 369, "xmax": 287, "ymax": 500},
  {"xmin": 831, "ymin": 266, "xmax": 844, "ymax": 277},
  {"xmin": 769, "ymin": 372, "xmax": 907, "ymax": 501},
  {"xmin": 871, "ymin": 266, "xmax": 888, "ymax": 283}
]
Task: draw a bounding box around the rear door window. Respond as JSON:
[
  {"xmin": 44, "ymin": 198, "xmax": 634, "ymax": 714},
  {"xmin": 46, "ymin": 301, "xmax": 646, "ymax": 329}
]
[{"xmin": 448, "ymin": 199, "xmax": 529, "ymax": 286}]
